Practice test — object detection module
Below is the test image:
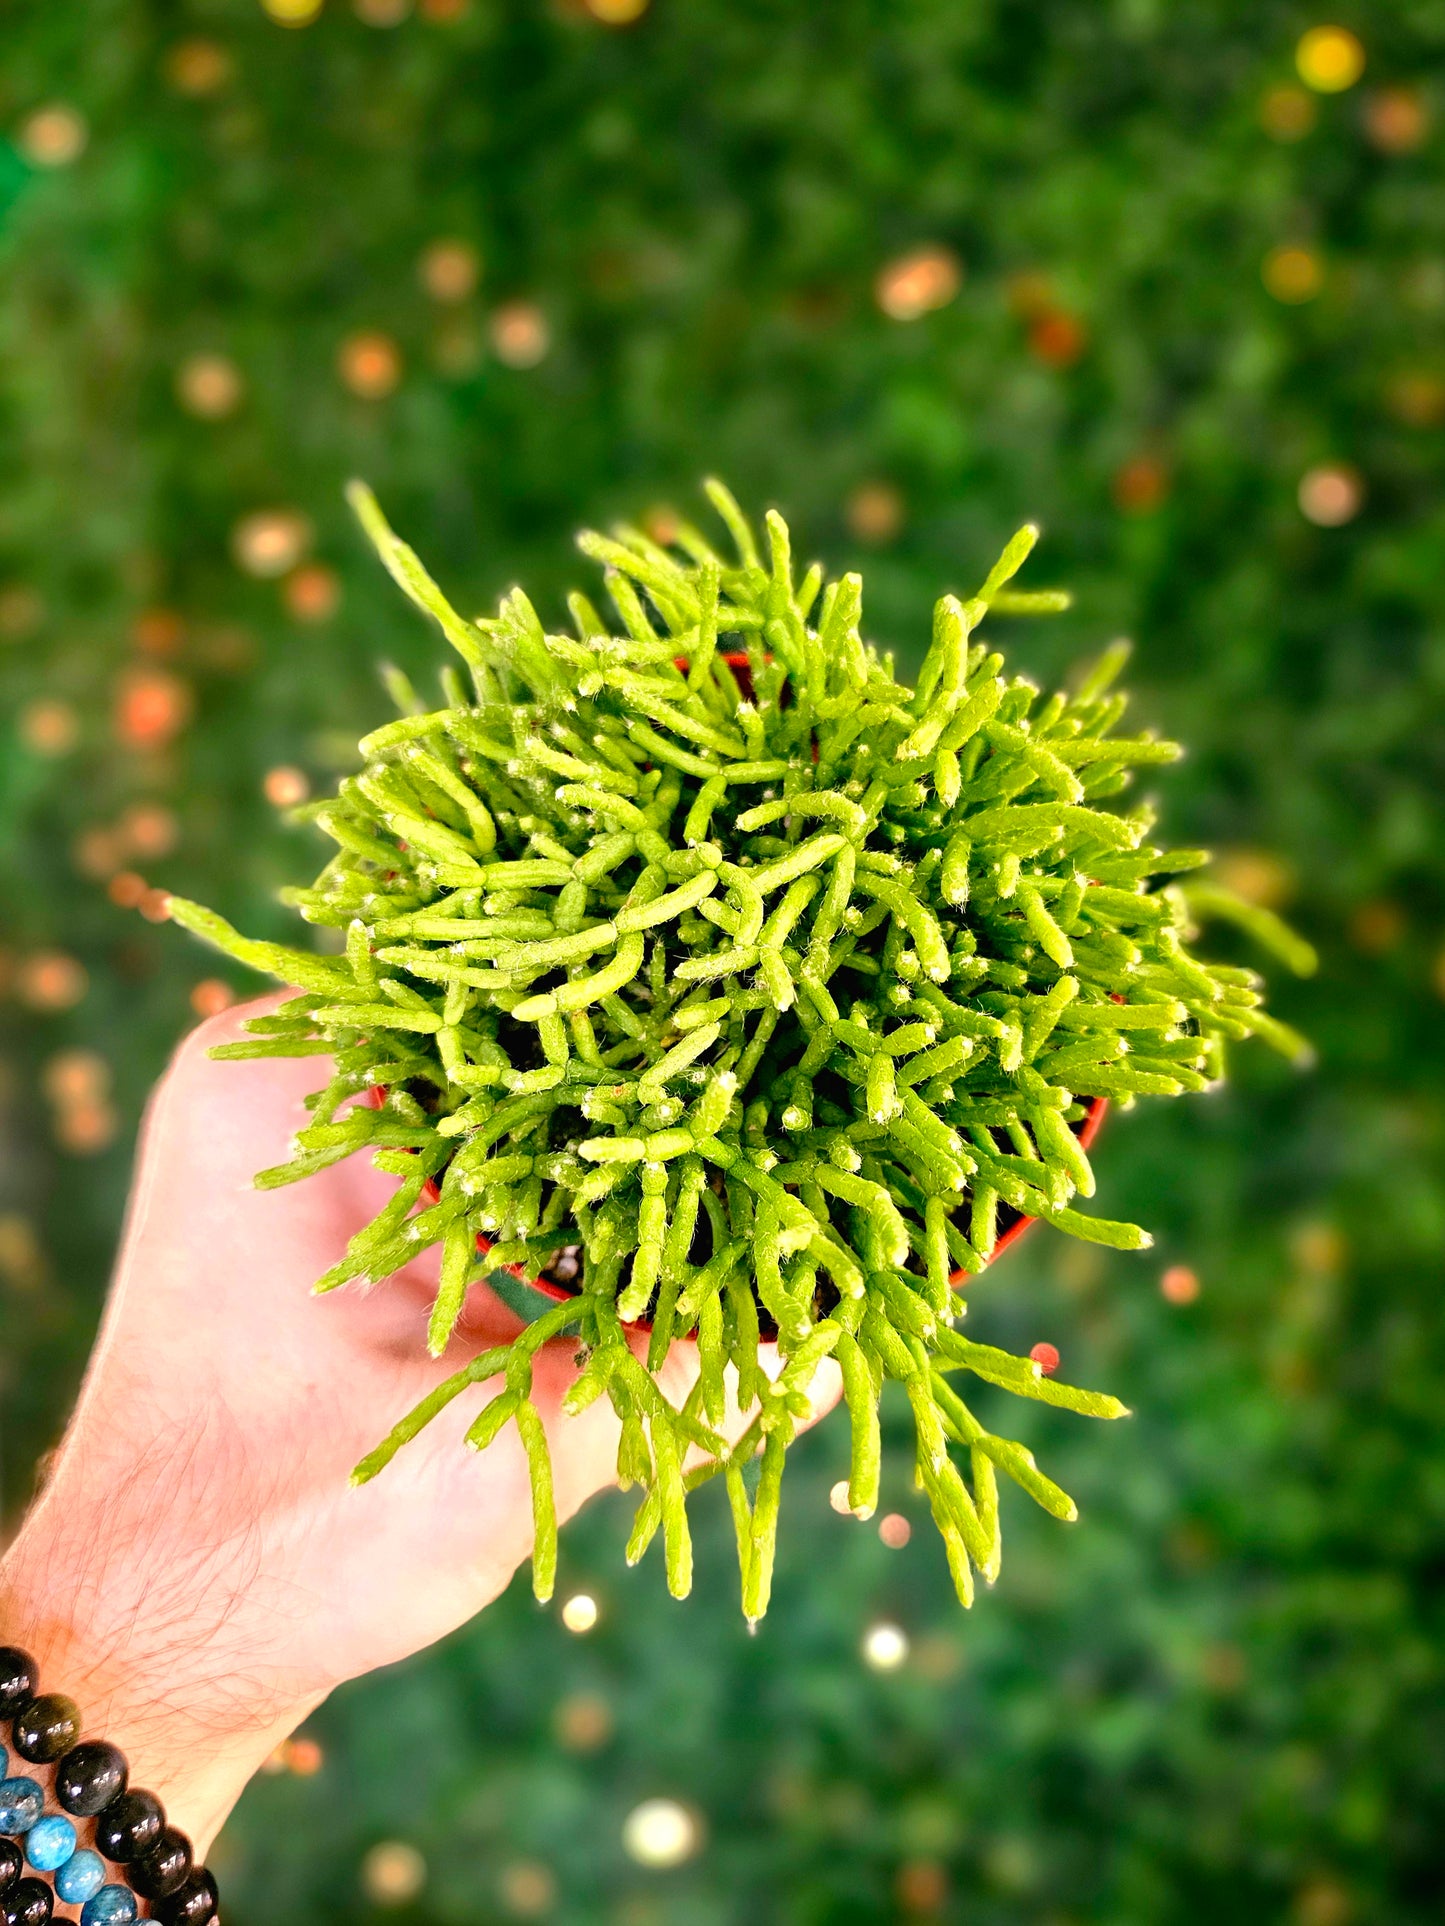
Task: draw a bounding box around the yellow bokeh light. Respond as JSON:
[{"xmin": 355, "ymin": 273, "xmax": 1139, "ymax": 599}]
[
  {"xmin": 586, "ymin": 0, "xmax": 650, "ymax": 22},
  {"xmin": 1296, "ymin": 26, "xmax": 1365, "ymax": 94},
  {"xmin": 262, "ymin": 0, "xmax": 325, "ymax": 24},
  {"xmin": 1262, "ymin": 246, "xmax": 1323, "ymax": 304}
]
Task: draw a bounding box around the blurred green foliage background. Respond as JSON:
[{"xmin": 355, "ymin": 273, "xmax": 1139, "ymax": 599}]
[{"xmin": 3, "ymin": 2, "xmax": 1445, "ymax": 1920}]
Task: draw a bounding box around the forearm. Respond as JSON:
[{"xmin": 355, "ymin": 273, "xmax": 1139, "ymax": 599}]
[{"xmin": 0, "ymin": 1475, "xmax": 319, "ymax": 1854}]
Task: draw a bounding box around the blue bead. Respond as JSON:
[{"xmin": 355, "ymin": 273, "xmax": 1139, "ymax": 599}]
[
  {"xmin": 0, "ymin": 1776, "xmax": 43, "ymax": 1834},
  {"xmin": 82, "ymin": 1887, "xmax": 140, "ymax": 1926},
  {"xmin": 27, "ymin": 1810, "xmax": 77, "ymax": 1870},
  {"xmin": 56, "ymin": 1847, "xmax": 107, "ymax": 1904}
]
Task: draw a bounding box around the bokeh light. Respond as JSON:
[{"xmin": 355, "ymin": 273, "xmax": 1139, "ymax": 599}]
[
  {"xmin": 497, "ymin": 1860, "xmax": 555, "ymax": 1915},
  {"xmin": 131, "ymin": 607, "xmax": 185, "ymax": 657},
  {"xmin": 118, "ymin": 802, "xmax": 180, "ymax": 860},
  {"xmin": 585, "ymin": 0, "xmax": 650, "ymax": 21},
  {"xmin": 0, "ymin": 1215, "xmax": 45, "ymax": 1292},
  {"xmin": 560, "ymin": 1592, "xmax": 599, "ymax": 1633},
  {"xmin": 1263, "ymin": 245, "xmax": 1324, "ymax": 303},
  {"xmin": 621, "ymin": 1798, "xmax": 701, "ymax": 1868},
  {"xmin": 190, "ymin": 979, "xmax": 237, "ymax": 1019},
  {"xmin": 361, "ymin": 1841, "xmax": 426, "ymax": 1904},
  {"xmin": 233, "ymin": 509, "xmax": 312, "ymax": 578},
  {"xmin": 177, "ymin": 353, "xmax": 245, "ymax": 419},
  {"xmin": 490, "ymin": 302, "xmax": 550, "ymax": 368},
  {"xmin": 19, "ymin": 700, "xmax": 80, "ymax": 757},
  {"xmin": 845, "ymin": 481, "xmax": 904, "ymax": 545},
  {"xmin": 1161, "ymin": 1265, "xmax": 1201, "ymax": 1305},
  {"xmin": 1298, "ymin": 463, "xmax": 1363, "ymax": 526},
  {"xmin": 261, "ymin": 0, "xmax": 325, "ymax": 24},
  {"xmin": 1364, "ymin": 87, "xmax": 1428, "ymax": 154},
  {"xmin": 55, "ymin": 1101, "xmax": 119, "ymax": 1156},
  {"xmin": 1112, "ymin": 455, "xmax": 1170, "ymax": 514},
  {"xmin": 896, "ymin": 1858, "xmax": 949, "ymax": 1913},
  {"xmin": 19, "ymin": 106, "xmax": 88, "ymax": 168},
  {"xmin": 283, "ymin": 563, "xmax": 341, "ymax": 623},
  {"xmin": 107, "ymin": 871, "xmax": 149, "ymax": 910},
  {"xmin": 1349, "ymin": 899, "xmax": 1404, "ymax": 954},
  {"xmin": 1385, "ymin": 371, "xmax": 1445, "ymax": 426},
  {"xmin": 1210, "ymin": 848, "xmax": 1295, "ymax": 908},
  {"xmin": 1296, "ymin": 26, "xmax": 1365, "ymax": 94},
  {"xmin": 420, "ymin": 239, "xmax": 481, "ymax": 302},
  {"xmin": 16, "ymin": 953, "xmax": 88, "ymax": 1013},
  {"xmin": 1027, "ymin": 309, "xmax": 1086, "ymax": 366},
  {"xmin": 861, "ymin": 1622, "xmax": 909, "ymax": 1672},
  {"xmin": 114, "ymin": 667, "xmax": 193, "ymax": 750},
  {"xmin": 1292, "ymin": 1221, "xmax": 1346, "ymax": 1275},
  {"xmin": 878, "ymin": 1513, "xmax": 912, "ymax": 1550},
  {"xmin": 338, "ymin": 330, "xmax": 403, "ymax": 398},
  {"xmin": 286, "ymin": 1738, "xmax": 324, "ymax": 1775},
  {"xmin": 73, "ymin": 826, "xmax": 124, "ymax": 882},
  {"xmin": 552, "ymin": 1691, "xmax": 612, "ymax": 1752},
  {"xmin": 263, "ymin": 765, "xmax": 311, "ymax": 808},
  {"xmin": 165, "ymin": 40, "xmax": 233, "ymax": 96},
  {"xmin": 42, "ymin": 1051, "xmax": 109, "ymax": 1109},
  {"xmin": 875, "ymin": 246, "xmax": 962, "ymax": 321}
]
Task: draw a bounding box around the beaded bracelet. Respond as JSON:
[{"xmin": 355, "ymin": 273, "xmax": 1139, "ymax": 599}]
[{"xmin": 0, "ymin": 1646, "xmax": 219, "ymax": 1924}]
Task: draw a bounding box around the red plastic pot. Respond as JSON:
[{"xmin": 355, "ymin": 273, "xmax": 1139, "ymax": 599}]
[{"xmin": 362, "ymin": 1087, "xmax": 1107, "ymax": 1325}]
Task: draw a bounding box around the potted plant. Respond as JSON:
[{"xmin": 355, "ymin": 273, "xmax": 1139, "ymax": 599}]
[{"xmin": 170, "ymin": 481, "xmax": 1311, "ymax": 1621}]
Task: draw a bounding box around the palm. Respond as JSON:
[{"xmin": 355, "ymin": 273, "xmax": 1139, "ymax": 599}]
[{"xmin": 72, "ymin": 1001, "xmax": 783, "ymax": 1701}]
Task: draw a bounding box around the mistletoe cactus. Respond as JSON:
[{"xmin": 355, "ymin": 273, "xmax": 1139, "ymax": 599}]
[{"xmin": 170, "ymin": 481, "xmax": 1312, "ymax": 1620}]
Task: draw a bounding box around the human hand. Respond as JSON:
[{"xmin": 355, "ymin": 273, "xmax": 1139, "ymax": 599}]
[{"xmin": 0, "ymin": 997, "xmax": 839, "ymax": 1851}]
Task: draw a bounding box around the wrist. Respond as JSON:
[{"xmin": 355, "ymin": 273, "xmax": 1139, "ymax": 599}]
[{"xmin": 0, "ymin": 1501, "xmax": 319, "ymax": 1853}]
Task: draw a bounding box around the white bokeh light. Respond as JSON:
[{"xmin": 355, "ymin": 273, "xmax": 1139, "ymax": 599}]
[
  {"xmin": 861, "ymin": 1621, "xmax": 910, "ymax": 1672},
  {"xmin": 622, "ymin": 1798, "xmax": 701, "ymax": 1868},
  {"xmin": 561, "ymin": 1592, "xmax": 599, "ymax": 1634}
]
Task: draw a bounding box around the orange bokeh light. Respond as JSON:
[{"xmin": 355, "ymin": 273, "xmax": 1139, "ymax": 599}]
[
  {"xmin": 115, "ymin": 667, "xmax": 193, "ymax": 750},
  {"xmin": 338, "ymin": 331, "xmax": 403, "ymax": 399},
  {"xmin": 1028, "ymin": 309, "xmax": 1087, "ymax": 367},
  {"xmin": 875, "ymin": 246, "xmax": 962, "ymax": 322},
  {"xmin": 191, "ymin": 978, "xmax": 237, "ymax": 1019}
]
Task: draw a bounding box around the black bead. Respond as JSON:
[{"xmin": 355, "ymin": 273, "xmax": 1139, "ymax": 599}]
[
  {"xmin": 130, "ymin": 1826, "xmax": 193, "ymax": 1901},
  {"xmin": 55, "ymin": 1739, "xmax": 128, "ymax": 1817},
  {"xmin": 0, "ymin": 1649, "xmax": 36, "ymax": 1723},
  {"xmin": 0, "ymin": 1841, "xmax": 20, "ymax": 1895},
  {"xmin": 2, "ymin": 1878, "xmax": 52, "ymax": 1926},
  {"xmin": 153, "ymin": 1870, "xmax": 220, "ymax": 1926},
  {"xmin": 10, "ymin": 1694, "xmax": 79, "ymax": 1765},
  {"xmin": 95, "ymin": 1788, "xmax": 165, "ymax": 1863}
]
